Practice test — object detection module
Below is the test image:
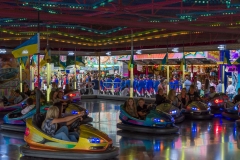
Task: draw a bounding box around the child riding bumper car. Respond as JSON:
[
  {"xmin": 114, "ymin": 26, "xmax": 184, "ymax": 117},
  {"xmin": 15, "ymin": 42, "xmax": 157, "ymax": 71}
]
[
  {"xmin": 222, "ymin": 101, "xmax": 240, "ymax": 120},
  {"xmin": 183, "ymin": 101, "xmax": 213, "ymax": 119},
  {"xmin": 155, "ymin": 103, "xmax": 185, "ymax": 123},
  {"xmin": 20, "ymin": 90, "xmax": 118, "ymax": 160},
  {"xmin": 117, "ymin": 104, "xmax": 179, "ymax": 134}
]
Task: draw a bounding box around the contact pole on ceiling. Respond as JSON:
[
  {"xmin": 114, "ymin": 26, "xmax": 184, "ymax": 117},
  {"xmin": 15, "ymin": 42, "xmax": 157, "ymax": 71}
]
[
  {"xmin": 222, "ymin": 52, "xmax": 225, "ymax": 93},
  {"xmin": 130, "ymin": 29, "xmax": 134, "ymax": 98},
  {"xmin": 36, "ymin": 0, "xmax": 40, "ymax": 114},
  {"xmin": 37, "ymin": 0, "xmax": 40, "ymax": 90}
]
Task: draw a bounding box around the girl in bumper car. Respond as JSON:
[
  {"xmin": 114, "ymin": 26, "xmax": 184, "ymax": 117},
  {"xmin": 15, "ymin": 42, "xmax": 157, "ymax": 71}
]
[
  {"xmin": 42, "ymin": 105, "xmax": 84, "ymax": 142},
  {"xmin": 124, "ymin": 98, "xmax": 138, "ymax": 118}
]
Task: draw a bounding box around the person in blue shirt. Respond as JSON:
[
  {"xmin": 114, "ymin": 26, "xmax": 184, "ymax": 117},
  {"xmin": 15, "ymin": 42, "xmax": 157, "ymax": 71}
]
[
  {"xmin": 137, "ymin": 77, "xmax": 145, "ymax": 97},
  {"xmin": 133, "ymin": 77, "xmax": 138, "ymax": 96},
  {"xmin": 146, "ymin": 77, "xmax": 153, "ymax": 97},
  {"xmin": 105, "ymin": 76, "xmax": 113, "ymax": 95},
  {"xmin": 184, "ymin": 76, "xmax": 192, "ymax": 92},
  {"xmin": 120, "ymin": 78, "xmax": 126, "ymax": 91},
  {"xmin": 100, "ymin": 78, "xmax": 105, "ymax": 94},
  {"xmin": 113, "ymin": 75, "xmax": 121, "ymax": 95},
  {"xmin": 153, "ymin": 78, "xmax": 160, "ymax": 95},
  {"xmin": 125, "ymin": 78, "xmax": 131, "ymax": 89}
]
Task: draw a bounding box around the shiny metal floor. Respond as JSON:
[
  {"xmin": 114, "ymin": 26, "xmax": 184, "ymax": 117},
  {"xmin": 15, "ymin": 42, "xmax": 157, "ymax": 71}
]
[{"xmin": 0, "ymin": 99, "xmax": 240, "ymax": 160}]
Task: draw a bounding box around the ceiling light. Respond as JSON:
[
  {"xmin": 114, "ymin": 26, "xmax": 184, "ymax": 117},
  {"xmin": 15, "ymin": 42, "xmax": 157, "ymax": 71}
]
[
  {"xmin": 68, "ymin": 51, "xmax": 74, "ymax": 55},
  {"xmin": 0, "ymin": 49, "xmax": 6, "ymax": 54},
  {"xmin": 218, "ymin": 45, "xmax": 226, "ymax": 50},
  {"xmin": 136, "ymin": 50, "xmax": 142, "ymax": 54},
  {"xmin": 106, "ymin": 51, "xmax": 111, "ymax": 56},
  {"xmin": 172, "ymin": 48, "xmax": 179, "ymax": 53}
]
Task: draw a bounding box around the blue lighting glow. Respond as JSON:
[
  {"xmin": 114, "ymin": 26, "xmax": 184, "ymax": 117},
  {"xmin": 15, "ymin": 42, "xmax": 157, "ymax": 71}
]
[
  {"xmin": 234, "ymin": 106, "xmax": 238, "ymax": 111},
  {"xmin": 63, "ymin": 96, "xmax": 67, "ymax": 100},
  {"xmin": 72, "ymin": 110, "xmax": 78, "ymax": 115},
  {"xmin": 153, "ymin": 118, "xmax": 160, "ymax": 122},
  {"xmin": 86, "ymin": 109, "xmax": 88, "ymax": 113},
  {"xmin": 192, "ymin": 107, "xmax": 197, "ymax": 110},
  {"xmin": 88, "ymin": 137, "xmax": 100, "ymax": 143},
  {"xmin": 208, "ymin": 102, "xmax": 212, "ymax": 107},
  {"xmin": 170, "ymin": 110, "xmax": 177, "ymax": 114}
]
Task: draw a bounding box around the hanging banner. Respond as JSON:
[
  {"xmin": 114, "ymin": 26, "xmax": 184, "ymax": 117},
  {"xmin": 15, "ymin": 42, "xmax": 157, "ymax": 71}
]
[{"xmin": 59, "ymin": 55, "xmax": 67, "ymax": 69}]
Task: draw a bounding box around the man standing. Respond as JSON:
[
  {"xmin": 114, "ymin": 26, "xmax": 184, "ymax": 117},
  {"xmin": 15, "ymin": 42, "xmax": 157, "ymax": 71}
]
[
  {"xmin": 184, "ymin": 76, "xmax": 192, "ymax": 92},
  {"xmin": 216, "ymin": 80, "xmax": 222, "ymax": 93},
  {"xmin": 92, "ymin": 76, "xmax": 99, "ymax": 95},
  {"xmin": 226, "ymin": 81, "xmax": 235, "ymax": 101}
]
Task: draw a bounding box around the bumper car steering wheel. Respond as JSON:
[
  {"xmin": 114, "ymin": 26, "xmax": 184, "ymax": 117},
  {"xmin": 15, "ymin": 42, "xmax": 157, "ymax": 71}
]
[{"xmin": 69, "ymin": 118, "xmax": 81, "ymax": 132}]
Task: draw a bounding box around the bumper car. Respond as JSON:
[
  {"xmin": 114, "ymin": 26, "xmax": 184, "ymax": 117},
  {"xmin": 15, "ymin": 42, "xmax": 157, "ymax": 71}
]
[
  {"xmin": 222, "ymin": 101, "xmax": 240, "ymax": 120},
  {"xmin": 0, "ymin": 101, "xmax": 48, "ymax": 132},
  {"xmin": 0, "ymin": 95, "xmax": 28, "ymax": 112},
  {"xmin": 65, "ymin": 103, "xmax": 93, "ymax": 124},
  {"xmin": 183, "ymin": 101, "xmax": 213, "ymax": 119},
  {"xmin": 155, "ymin": 103, "xmax": 185, "ymax": 123},
  {"xmin": 207, "ymin": 93, "xmax": 229, "ymax": 114},
  {"xmin": 20, "ymin": 89, "xmax": 119, "ymax": 160},
  {"xmin": 117, "ymin": 105, "xmax": 179, "ymax": 134},
  {"xmin": 63, "ymin": 91, "xmax": 81, "ymax": 103}
]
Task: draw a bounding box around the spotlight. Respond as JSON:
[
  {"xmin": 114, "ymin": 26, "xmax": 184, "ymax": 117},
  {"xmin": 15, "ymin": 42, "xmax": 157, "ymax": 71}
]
[
  {"xmin": 68, "ymin": 51, "xmax": 74, "ymax": 55},
  {"xmin": 106, "ymin": 51, "xmax": 111, "ymax": 56},
  {"xmin": 217, "ymin": 45, "xmax": 226, "ymax": 50},
  {"xmin": 172, "ymin": 48, "xmax": 179, "ymax": 53},
  {"xmin": 0, "ymin": 49, "xmax": 6, "ymax": 54},
  {"xmin": 136, "ymin": 50, "xmax": 142, "ymax": 54}
]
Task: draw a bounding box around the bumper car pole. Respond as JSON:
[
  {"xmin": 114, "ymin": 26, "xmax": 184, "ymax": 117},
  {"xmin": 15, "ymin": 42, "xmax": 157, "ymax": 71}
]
[
  {"xmin": 36, "ymin": 89, "xmax": 41, "ymax": 114},
  {"xmin": 130, "ymin": 29, "xmax": 134, "ymax": 98},
  {"xmin": 20, "ymin": 61, "xmax": 23, "ymax": 92}
]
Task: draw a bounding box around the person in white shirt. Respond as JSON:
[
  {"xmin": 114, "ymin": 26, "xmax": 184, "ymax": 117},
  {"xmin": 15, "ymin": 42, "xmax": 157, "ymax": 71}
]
[
  {"xmin": 197, "ymin": 79, "xmax": 202, "ymax": 94},
  {"xmin": 121, "ymin": 85, "xmax": 130, "ymax": 96},
  {"xmin": 210, "ymin": 80, "xmax": 216, "ymax": 89},
  {"xmin": 226, "ymin": 81, "xmax": 236, "ymax": 101},
  {"xmin": 21, "ymin": 98, "xmax": 35, "ymax": 115},
  {"xmin": 216, "ymin": 80, "xmax": 222, "ymax": 93}
]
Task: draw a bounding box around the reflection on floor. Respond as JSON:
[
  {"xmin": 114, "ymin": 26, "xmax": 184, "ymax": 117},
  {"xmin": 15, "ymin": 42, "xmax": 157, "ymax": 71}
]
[{"xmin": 0, "ymin": 99, "xmax": 240, "ymax": 160}]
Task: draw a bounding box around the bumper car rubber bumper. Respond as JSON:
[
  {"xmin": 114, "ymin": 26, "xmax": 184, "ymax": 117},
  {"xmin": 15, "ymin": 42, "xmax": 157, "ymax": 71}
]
[
  {"xmin": 236, "ymin": 120, "xmax": 240, "ymax": 127},
  {"xmin": 117, "ymin": 123, "xmax": 179, "ymax": 134},
  {"xmin": 20, "ymin": 144, "xmax": 119, "ymax": 160},
  {"xmin": 0, "ymin": 124, "xmax": 25, "ymax": 132},
  {"xmin": 173, "ymin": 115, "xmax": 185, "ymax": 123},
  {"xmin": 222, "ymin": 112, "xmax": 240, "ymax": 120},
  {"xmin": 184, "ymin": 113, "xmax": 214, "ymax": 120}
]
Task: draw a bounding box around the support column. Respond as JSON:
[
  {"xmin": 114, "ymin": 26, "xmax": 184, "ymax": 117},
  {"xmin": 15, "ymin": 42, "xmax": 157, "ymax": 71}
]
[
  {"xmin": 98, "ymin": 53, "xmax": 101, "ymax": 95},
  {"xmin": 74, "ymin": 53, "xmax": 77, "ymax": 90},
  {"xmin": 222, "ymin": 65, "xmax": 225, "ymax": 93},
  {"xmin": 146, "ymin": 65, "xmax": 148, "ymax": 76},
  {"xmin": 167, "ymin": 65, "xmax": 169, "ymax": 93},
  {"xmin": 46, "ymin": 63, "xmax": 51, "ymax": 102}
]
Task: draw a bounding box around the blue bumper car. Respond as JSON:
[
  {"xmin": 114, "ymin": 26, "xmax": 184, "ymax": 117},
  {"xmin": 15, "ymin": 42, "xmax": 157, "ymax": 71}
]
[
  {"xmin": 155, "ymin": 103, "xmax": 185, "ymax": 123},
  {"xmin": 207, "ymin": 93, "xmax": 229, "ymax": 114},
  {"xmin": 117, "ymin": 105, "xmax": 179, "ymax": 134},
  {"xmin": 222, "ymin": 101, "xmax": 240, "ymax": 120},
  {"xmin": 0, "ymin": 102, "xmax": 48, "ymax": 132},
  {"xmin": 183, "ymin": 101, "xmax": 214, "ymax": 119}
]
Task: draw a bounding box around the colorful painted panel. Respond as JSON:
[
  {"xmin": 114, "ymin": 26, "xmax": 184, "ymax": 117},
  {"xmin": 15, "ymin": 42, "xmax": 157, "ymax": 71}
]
[
  {"xmin": 230, "ymin": 50, "xmax": 240, "ymax": 61},
  {"xmin": 207, "ymin": 51, "xmax": 220, "ymax": 61}
]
